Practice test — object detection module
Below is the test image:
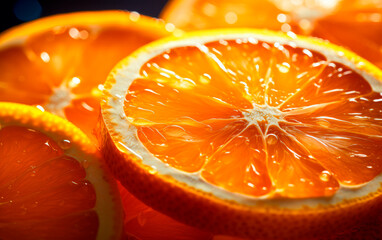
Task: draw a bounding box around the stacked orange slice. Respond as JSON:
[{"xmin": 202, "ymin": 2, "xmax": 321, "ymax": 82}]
[
  {"xmin": 100, "ymin": 29, "xmax": 382, "ymax": 239},
  {"xmin": 0, "ymin": 10, "xmax": 181, "ymax": 138}
]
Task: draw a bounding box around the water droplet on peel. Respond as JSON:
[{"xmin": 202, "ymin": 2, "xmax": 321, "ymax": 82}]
[
  {"xmin": 148, "ymin": 167, "xmax": 158, "ymax": 175},
  {"xmin": 129, "ymin": 11, "xmax": 140, "ymax": 22},
  {"xmin": 58, "ymin": 139, "xmax": 71, "ymax": 150},
  {"xmin": 266, "ymin": 134, "xmax": 278, "ymax": 145},
  {"xmin": 319, "ymin": 170, "xmax": 331, "ymax": 182},
  {"xmin": 165, "ymin": 23, "xmax": 176, "ymax": 32}
]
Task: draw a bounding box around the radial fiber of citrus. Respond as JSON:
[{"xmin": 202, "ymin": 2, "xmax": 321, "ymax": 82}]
[
  {"xmin": 123, "ymin": 38, "xmax": 382, "ymax": 199},
  {"xmin": 0, "ymin": 11, "xmax": 174, "ymax": 137},
  {"xmin": 0, "ymin": 126, "xmax": 97, "ymax": 239}
]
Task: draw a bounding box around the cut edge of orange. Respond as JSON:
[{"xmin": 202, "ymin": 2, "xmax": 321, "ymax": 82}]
[
  {"xmin": 100, "ymin": 28, "xmax": 382, "ymax": 238},
  {"xmin": 0, "ymin": 101, "xmax": 123, "ymax": 240},
  {"xmin": 0, "ymin": 10, "xmax": 184, "ymax": 49}
]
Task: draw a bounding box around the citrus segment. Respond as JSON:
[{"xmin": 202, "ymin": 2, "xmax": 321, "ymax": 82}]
[
  {"xmin": 101, "ymin": 29, "xmax": 382, "ymax": 239},
  {"xmin": 0, "ymin": 102, "xmax": 122, "ymax": 240},
  {"xmin": 0, "ymin": 11, "xmax": 178, "ymax": 137}
]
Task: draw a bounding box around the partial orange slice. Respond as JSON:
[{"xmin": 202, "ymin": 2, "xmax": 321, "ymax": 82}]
[
  {"xmin": 161, "ymin": 0, "xmax": 382, "ymax": 70},
  {"xmin": 0, "ymin": 102, "xmax": 123, "ymax": 239},
  {"xmin": 312, "ymin": 1, "xmax": 382, "ymax": 68},
  {"xmin": 160, "ymin": 0, "xmax": 343, "ymax": 33},
  {"xmin": 0, "ymin": 10, "xmax": 180, "ymax": 138},
  {"xmin": 100, "ymin": 29, "xmax": 382, "ymax": 239}
]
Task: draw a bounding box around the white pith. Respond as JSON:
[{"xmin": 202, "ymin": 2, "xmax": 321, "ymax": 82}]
[{"xmin": 104, "ymin": 31, "xmax": 382, "ymax": 209}]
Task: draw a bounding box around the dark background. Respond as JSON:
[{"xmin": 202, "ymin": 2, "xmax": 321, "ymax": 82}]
[{"xmin": 0, "ymin": 0, "xmax": 170, "ymax": 33}]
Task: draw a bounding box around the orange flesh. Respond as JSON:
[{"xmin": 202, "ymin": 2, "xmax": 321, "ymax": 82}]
[
  {"xmin": 0, "ymin": 25, "xmax": 157, "ymax": 137},
  {"xmin": 117, "ymin": 182, "xmax": 213, "ymax": 239},
  {"xmin": 312, "ymin": 7, "xmax": 382, "ymax": 69},
  {"xmin": 0, "ymin": 126, "xmax": 97, "ymax": 239},
  {"xmin": 124, "ymin": 39, "xmax": 382, "ymax": 198},
  {"xmin": 165, "ymin": 0, "xmax": 292, "ymax": 31}
]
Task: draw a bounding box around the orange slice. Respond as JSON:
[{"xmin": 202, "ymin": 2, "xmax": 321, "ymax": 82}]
[
  {"xmin": 100, "ymin": 29, "xmax": 382, "ymax": 239},
  {"xmin": 160, "ymin": 0, "xmax": 342, "ymax": 33},
  {"xmin": 0, "ymin": 10, "xmax": 180, "ymax": 138},
  {"xmin": 0, "ymin": 102, "xmax": 123, "ymax": 239},
  {"xmin": 312, "ymin": 1, "xmax": 382, "ymax": 69},
  {"xmin": 161, "ymin": 0, "xmax": 382, "ymax": 70}
]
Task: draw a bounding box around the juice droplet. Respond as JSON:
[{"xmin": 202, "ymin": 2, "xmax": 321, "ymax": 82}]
[
  {"xmin": 82, "ymin": 159, "xmax": 90, "ymax": 169},
  {"xmin": 316, "ymin": 119, "xmax": 331, "ymax": 128},
  {"xmin": 319, "ymin": 170, "xmax": 331, "ymax": 182},
  {"xmin": 266, "ymin": 134, "xmax": 278, "ymax": 145},
  {"xmin": 148, "ymin": 168, "xmax": 158, "ymax": 175},
  {"xmin": 276, "ymin": 62, "xmax": 290, "ymax": 73},
  {"xmin": 137, "ymin": 212, "xmax": 147, "ymax": 227},
  {"xmin": 58, "ymin": 139, "xmax": 71, "ymax": 150}
]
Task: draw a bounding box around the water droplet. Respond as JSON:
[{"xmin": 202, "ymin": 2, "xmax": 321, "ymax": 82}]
[
  {"xmin": 40, "ymin": 52, "xmax": 50, "ymax": 63},
  {"xmin": 129, "ymin": 11, "xmax": 140, "ymax": 22},
  {"xmin": 277, "ymin": 62, "xmax": 290, "ymax": 73},
  {"xmin": 225, "ymin": 12, "xmax": 238, "ymax": 24},
  {"xmin": 58, "ymin": 139, "xmax": 71, "ymax": 150},
  {"xmin": 82, "ymin": 160, "xmax": 90, "ymax": 169},
  {"xmin": 316, "ymin": 119, "xmax": 330, "ymax": 128},
  {"xmin": 68, "ymin": 77, "xmax": 81, "ymax": 88},
  {"xmin": 148, "ymin": 167, "xmax": 158, "ymax": 175},
  {"xmin": 277, "ymin": 13, "xmax": 288, "ymax": 23},
  {"xmin": 199, "ymin": 74, "xmax": 211, "ymax": 84},
  {"xmin": 266, "ymin": 134, "xmax": 278, "ymax": 145},
  {"xmin": 202, "ymin": 2, "xmax": 217, "ymax": 17},
  {"xmin": 299, "ymin": 19, "xmax": 312, "ymax": 32},
  {"xmin": 69, "ymin": 27, "xmax": 80, "ymax": 39},
  {"xmin": 319, "ymin": 170, "xmax": 331, "ymax": 182},
  {"xmin": 281, "ymin": 23, "xmax": 291, "ymax": 32},
  {"xmin": 137, "ymin": 212, "xmax": 147, "ymax": 226},
  {"xmin": 165, "ymin": 23, "xmax": 176, "ymax": 32},
  {"xmin": 36, "ymin": 105, "xmax": 45, "ymax": 112}
]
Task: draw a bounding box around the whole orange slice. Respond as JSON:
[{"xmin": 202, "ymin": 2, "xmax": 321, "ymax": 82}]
[
  {"xmin": 100, "ymin": 29, "xmax": 382, "ymax": 239},
  {"xmin": 0, "ymin": 102, "xmax": 123, "ymax": 239},
  {"xmin": 0, "ymin": 10, "xmax": 180, "ymax": 138}
]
